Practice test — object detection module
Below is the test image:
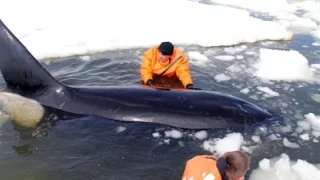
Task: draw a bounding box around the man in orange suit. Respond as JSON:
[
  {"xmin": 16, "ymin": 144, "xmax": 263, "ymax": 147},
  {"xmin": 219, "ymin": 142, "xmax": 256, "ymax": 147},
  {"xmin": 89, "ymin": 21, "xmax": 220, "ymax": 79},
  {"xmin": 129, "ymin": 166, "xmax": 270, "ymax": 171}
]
[
  {"xmin": 140, "ymin": 42, "xmax": 195, "ymax": 89},
  {"xmin": 181, "ymin": 151, "xmax": 250, "ymax": 180}
]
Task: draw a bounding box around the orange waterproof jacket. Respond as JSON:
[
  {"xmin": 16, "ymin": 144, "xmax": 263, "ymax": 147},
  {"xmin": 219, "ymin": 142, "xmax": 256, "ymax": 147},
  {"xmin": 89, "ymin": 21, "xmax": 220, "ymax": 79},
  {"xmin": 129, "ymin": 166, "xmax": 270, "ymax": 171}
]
[
  {"xmin": 140, "ymin": 45, "xmax": 193, "ymax": 88},
  {"xmin": 181, "ymin": 155, "xmax": 223, "ymax": 180}
]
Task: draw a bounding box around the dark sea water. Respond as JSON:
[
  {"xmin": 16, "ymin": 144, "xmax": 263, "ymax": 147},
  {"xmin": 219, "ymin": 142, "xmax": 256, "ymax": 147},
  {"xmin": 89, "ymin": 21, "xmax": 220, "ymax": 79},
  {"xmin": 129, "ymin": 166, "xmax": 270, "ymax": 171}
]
[{"xmin": 0, "ymin": 36, "xmax": 319, "ymax": 179}]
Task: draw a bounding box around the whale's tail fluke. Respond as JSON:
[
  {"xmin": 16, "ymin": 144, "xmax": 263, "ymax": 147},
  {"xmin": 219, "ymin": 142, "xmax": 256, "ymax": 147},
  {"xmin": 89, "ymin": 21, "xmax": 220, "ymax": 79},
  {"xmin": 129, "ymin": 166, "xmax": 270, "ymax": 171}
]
[{"xmin": 0, "ymin": 19, "xmax": 63, "ymax": 95}]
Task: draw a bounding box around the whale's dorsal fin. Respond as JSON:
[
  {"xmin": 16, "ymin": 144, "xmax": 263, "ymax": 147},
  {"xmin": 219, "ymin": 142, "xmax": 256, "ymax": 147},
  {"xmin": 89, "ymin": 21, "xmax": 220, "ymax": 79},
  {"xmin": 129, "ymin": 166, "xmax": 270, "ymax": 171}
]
[{"xmin": 0, "ymin": 19, "xmax": 63, "ymax": 94}]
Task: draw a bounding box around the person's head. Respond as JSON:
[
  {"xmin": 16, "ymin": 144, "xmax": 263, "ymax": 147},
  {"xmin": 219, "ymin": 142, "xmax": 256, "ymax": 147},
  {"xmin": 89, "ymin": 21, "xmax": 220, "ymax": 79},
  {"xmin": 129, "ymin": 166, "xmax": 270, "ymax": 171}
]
[
  {"xmin": 158, "ymin": 42, "xmax": 174, "ymax": 63},
  {"xmin": 223, "ymin": 151, "xmax": 250, "ymax": 180}
]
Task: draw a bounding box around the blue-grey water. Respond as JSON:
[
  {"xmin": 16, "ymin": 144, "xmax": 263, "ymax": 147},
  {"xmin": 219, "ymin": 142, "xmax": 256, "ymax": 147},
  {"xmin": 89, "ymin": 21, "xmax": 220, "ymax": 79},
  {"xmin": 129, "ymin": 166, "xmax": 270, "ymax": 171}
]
[{"xmin": 0, "ymin": 36, "xmax": 319, "ymax": 179}]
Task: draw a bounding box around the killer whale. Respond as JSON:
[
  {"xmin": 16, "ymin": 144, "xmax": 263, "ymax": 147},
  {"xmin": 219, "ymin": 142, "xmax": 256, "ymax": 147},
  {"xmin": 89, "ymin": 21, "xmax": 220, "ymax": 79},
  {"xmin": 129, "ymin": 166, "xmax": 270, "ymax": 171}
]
[{"xmin": 0, "ymin": 19, "xmax": 276, "ymax": 129}]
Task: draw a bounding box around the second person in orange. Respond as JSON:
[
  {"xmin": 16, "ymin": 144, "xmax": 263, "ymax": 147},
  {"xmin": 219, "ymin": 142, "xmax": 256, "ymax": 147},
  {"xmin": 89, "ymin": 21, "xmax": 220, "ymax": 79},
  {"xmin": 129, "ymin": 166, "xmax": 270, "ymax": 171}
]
[
  {"xmin": 181, "ymin": 151, "xmax": 250, "ymax": 180},
  {"xmin": 140, "ymin": 42, "xmax": 197, "ymax": 89}
]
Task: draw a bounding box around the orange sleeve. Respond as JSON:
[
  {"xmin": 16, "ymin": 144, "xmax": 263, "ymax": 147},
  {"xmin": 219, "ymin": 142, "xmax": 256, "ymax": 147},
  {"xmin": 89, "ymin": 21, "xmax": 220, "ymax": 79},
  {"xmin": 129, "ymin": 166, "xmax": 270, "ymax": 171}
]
[
  {"xmin": 140, "ymin": 50, "xmax": 154, "ymax": 84},
  {"xmin": 175, "ymin": 55, "xmax": 193, "ymax": 88}
]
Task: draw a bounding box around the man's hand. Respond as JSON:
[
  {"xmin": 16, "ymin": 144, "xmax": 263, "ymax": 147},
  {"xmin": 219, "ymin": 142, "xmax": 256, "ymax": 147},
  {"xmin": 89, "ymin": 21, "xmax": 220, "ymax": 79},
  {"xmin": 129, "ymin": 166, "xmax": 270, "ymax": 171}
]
[
  {"xmin": 186, "ymin": 84, "xmax": 193, "ymax": 89},
  {"xmin": 146, "ymin": 79, "xmax": 153, "ymax": 86},
  {"xmin": 186, "ymin": 84, "xmax": 201, "ymax": 90}
]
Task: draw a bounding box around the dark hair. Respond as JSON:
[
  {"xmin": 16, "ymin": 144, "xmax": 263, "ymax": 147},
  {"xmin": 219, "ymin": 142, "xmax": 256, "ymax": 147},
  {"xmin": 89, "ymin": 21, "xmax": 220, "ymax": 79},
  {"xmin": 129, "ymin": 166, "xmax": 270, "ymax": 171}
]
[
  {"xmin": 224, "ymin": 151, "xmax": 250, "ymax": 179},
  {"xmin": 158, "ymin": 42, "xmax": 174, "ymax": 55}
]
